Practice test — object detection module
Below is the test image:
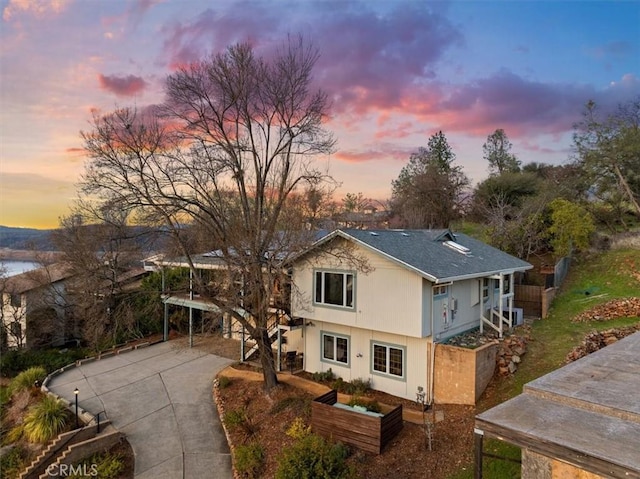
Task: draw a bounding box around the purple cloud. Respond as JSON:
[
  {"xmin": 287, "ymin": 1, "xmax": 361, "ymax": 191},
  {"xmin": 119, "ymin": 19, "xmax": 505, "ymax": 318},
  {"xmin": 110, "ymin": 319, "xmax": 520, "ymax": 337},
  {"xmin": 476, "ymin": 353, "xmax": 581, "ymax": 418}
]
[{"xmin": 97, "ymin": 74, "xmax": 148, "ymax": 96}]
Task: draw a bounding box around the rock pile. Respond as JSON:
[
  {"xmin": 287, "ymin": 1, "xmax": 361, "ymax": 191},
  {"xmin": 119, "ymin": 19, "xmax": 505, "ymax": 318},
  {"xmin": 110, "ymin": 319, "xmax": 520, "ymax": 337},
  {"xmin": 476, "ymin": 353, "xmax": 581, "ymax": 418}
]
[
  {"xmin": 496, "ymin": 334, "xmax": 528, "ymax": 375},
  {"xmin": 565, "ymin": 324, "xmax": 640, "ymax": 363},
  {"xmin": 571, "ymin": 297, "xmax": 640, "ymax": 322}
]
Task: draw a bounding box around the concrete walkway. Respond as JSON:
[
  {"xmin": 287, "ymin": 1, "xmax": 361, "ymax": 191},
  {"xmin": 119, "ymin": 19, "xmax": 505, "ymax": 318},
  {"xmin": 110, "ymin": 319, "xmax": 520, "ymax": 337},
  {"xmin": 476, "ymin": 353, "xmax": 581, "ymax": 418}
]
[{"xmin": 46, "ymin": 342, "xmax": 233, "ymax": 478}]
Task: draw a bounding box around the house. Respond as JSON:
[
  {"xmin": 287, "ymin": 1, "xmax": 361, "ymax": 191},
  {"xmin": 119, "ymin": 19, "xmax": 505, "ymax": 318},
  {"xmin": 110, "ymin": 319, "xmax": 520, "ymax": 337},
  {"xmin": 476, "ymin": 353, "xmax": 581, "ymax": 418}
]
[
  {"xmin": 475, "ymin": 331, "xmax": 640, "ymax": 478},
  {"xmin": 290, "ymin": 229, "xmax": 532, "ymax": 403},
  {"xmin": 1, "ymin": 263, "xmax": 73, "ymax": 349}
]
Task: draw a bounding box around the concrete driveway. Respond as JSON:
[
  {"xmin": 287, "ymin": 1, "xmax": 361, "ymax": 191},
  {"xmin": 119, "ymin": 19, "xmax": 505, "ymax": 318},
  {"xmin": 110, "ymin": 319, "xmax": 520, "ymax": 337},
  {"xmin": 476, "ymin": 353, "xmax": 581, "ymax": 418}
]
[{"xmin": 46, "ymin": 341, "xmax": 233, "ymax": 478}]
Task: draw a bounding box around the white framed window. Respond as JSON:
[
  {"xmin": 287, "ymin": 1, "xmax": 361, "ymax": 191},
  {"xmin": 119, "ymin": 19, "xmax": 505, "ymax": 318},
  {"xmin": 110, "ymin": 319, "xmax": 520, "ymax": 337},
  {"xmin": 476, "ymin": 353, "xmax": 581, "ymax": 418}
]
[
  {"xmin": 371, "ymin": 341, "xmax": 405, "ymax": 380},
  {"xmin": 482, "ymin": 278, "xmax": 489, "ymax": 301},
  {"xmin": 314, "ymin": 270, "xmax": 354, "ymax": 308},
  {"xmin": 433, "ymin": 285, "xmax": 448, "ymax": 296},
  {"xmin": 321, "ymin": 332, "xmax": 350, "ymax": 365}
]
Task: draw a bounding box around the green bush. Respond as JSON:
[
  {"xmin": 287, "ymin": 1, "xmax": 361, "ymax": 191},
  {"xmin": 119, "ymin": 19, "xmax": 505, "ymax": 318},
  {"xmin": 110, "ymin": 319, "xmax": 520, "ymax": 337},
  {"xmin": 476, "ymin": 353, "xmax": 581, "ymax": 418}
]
[
  {"xmin": 234, "ymin": 442, "xmax": 265, "ymax": 478},
  {"xmin": 1, "ymin": 348, "xmax": 88, "ymax": 378},
  {"xmin": 0, "ymin": 446, "xmax": 28, "ymax": 479},
  {"xmin": 69, "ymin": 452, "xmax": 125, "ymax": 479},
  {"xmin": 347, "ymin": 396, "xmax": 382, "ymax": 414},
  {"xmin": 224, "ymin": 409, "xmax": 247, "ymax": 428},
  {"xmin": 9, "ymin": 366, "xmax": 47, "ymax": 393},
  {"xmin": 23, "ymin": 395, "xmax": 69, "ymax": 443},
  {"xmin": 275, "ymin": 433, "xmax": 355, "ymax": 479},
  {"xmin": 350, "ymin": 378, "xmax": 371, "ymax": 395},
  {"xmin": 312, "ymin": 368, "xmax": 334, "ymax": 382},
  {"xmin": 217, "ymin": 376, "xmax": 232, "ymax": 389}
]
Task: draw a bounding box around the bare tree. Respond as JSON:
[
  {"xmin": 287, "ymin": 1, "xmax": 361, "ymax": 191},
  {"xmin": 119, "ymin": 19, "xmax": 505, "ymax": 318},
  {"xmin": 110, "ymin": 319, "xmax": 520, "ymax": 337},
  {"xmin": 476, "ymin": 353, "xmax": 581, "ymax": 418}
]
[{"xmin": 79, "ymin": 38, "xmax": 335, "ymax": 389}]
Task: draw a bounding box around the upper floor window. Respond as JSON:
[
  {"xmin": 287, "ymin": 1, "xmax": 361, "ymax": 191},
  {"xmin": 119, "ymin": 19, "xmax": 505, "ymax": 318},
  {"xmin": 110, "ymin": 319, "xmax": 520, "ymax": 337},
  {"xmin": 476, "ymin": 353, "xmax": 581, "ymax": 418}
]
[
  {"xmin": 10, "ymin": 294, "xmax": 21, "ymax": 308},
  {"xmin": 314, "ymin": 271, "xmax": 354, "ymax": 308},
  {"xmin": 433, "ymin": 285, "xmax": 448, "ymax": 297}
]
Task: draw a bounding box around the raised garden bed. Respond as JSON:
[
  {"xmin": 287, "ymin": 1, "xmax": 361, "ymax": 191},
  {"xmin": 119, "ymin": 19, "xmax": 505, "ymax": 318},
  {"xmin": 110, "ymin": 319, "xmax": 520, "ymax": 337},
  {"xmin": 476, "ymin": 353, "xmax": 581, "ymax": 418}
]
[{"xmin": 311, "ymin": 390, "xmax": 403, "ymax": 454}]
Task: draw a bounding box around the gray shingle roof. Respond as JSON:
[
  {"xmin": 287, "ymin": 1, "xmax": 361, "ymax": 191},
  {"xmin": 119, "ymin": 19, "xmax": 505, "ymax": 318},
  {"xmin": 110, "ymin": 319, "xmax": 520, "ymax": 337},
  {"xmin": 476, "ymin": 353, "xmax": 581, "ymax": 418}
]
[{"xmin": 317, "ymin": 229, "xmax": 532, "ymax": 282}]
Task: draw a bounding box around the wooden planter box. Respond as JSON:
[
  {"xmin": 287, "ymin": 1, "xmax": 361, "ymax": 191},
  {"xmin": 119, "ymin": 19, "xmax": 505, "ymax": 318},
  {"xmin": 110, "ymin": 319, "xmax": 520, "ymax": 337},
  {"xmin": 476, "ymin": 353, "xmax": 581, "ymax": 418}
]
[{"xmin": 311, "ymin": 390, "xmax": 403, "ymax": 454}]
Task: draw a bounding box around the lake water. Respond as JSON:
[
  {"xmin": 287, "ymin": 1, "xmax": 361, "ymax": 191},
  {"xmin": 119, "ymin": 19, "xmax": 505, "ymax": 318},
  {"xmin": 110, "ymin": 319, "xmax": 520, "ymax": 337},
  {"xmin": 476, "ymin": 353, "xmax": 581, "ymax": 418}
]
[{"xmin": 1, "ymin": 260, "xmax": 41, "ymax": 277}]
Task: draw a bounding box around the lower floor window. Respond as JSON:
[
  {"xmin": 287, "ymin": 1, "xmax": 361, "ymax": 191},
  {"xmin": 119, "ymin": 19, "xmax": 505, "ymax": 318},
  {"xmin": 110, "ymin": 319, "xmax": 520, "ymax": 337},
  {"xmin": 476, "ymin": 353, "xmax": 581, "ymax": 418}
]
[
  {"xmin": 322, "ymin": 332, "xmax": 349, "ymax": 365},
  {"xmin": 372, "ymin": 342, "xmax": 405, "ymax": 378}
]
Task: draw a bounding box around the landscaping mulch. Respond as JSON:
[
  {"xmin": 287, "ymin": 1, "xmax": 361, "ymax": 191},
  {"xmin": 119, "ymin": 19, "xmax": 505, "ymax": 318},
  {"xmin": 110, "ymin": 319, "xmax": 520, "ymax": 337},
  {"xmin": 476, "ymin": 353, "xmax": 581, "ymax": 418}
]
[{"xmin": 216, "ymin": 372, "xmax": 475, "ymax": 479}]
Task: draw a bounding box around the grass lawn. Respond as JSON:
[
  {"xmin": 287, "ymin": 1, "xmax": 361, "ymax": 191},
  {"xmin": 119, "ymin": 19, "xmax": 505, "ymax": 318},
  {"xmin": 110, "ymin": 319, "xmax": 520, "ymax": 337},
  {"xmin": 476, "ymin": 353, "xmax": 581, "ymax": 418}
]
[{"xmin": 449, "ymin": 247, "xmax": 640, "ymax": 479}]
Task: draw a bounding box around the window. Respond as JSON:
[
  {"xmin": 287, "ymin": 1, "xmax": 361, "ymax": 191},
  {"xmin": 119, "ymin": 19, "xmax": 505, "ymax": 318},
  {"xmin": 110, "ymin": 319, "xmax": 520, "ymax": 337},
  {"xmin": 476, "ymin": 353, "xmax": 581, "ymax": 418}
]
[
  {"xmin": 10, "ymin": 294, "xmax": 21, "ymax": 308},
  {"xmin": 314, "ymin": 271, "xmax": 354, "ymax": 308},
  {"xmin": 482, "ymin": 279, "xmax": 489, "ymax": 301},
  {"xmin": 503, "ymin": 274, "xmax": 511, "ymax": 294},
  {"xmin": 371, "ymin": 342, "xmax": 405, "ymax": 379},
  {"xmin": 433, "ymin": 285, "xmax": 448, "ymax": 296},
  {"xmin": 10, "ymin": 321, "xmax": 22, "ymax": 338},
  {"xmin": 321, "ymin": 332, "xmax": 349, "ymax": 365}
]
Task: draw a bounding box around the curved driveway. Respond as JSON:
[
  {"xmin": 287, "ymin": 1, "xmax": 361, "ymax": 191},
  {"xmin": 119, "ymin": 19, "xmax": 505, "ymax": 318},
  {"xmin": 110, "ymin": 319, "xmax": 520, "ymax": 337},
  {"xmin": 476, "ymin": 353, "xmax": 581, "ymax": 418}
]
[{"xmin": 46, "ymin": 341, "xmax": 233, "ymax": 478}]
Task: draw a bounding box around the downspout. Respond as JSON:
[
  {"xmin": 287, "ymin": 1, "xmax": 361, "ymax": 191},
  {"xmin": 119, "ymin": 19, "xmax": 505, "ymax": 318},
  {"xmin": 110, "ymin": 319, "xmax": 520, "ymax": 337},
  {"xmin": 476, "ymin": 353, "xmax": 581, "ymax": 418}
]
[{"xmin": 428, "ymin": 285, "xmax": 436, "ymax": 406}]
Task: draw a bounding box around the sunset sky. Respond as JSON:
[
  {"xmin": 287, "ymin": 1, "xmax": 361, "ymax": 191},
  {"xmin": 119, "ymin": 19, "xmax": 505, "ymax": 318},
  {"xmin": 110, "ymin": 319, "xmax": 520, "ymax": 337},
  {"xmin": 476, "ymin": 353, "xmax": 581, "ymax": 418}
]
[{"xmin": 1, "ymin": 0, "xmax": 639, "ymax": 229}]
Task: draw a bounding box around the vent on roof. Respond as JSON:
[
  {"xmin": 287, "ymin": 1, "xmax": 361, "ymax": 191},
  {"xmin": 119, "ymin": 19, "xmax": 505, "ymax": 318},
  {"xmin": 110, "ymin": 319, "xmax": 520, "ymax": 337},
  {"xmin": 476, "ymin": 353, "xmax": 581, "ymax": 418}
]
[
  {"xmin": 370, "ymin": 232, "xmax": 379, "ymax": 236},
  {"xmin": 444, "ymin": 240, "xmax": 471, "ymax": 255},
  {"xmin": 401, "ymin": 232, "xmax": 410, "ymax": 237}
]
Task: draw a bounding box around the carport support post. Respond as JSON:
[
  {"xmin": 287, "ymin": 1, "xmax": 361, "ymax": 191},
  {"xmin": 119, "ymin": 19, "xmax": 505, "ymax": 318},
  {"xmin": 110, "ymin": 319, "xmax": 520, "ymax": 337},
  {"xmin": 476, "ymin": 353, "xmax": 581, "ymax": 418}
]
[
  {"xmin": 474, "ymin": 428, "xmax": 484, "ymax": 479},
  {"xmin": 162, "ymin": 269, "xmax": 169, "ymax": 342}
]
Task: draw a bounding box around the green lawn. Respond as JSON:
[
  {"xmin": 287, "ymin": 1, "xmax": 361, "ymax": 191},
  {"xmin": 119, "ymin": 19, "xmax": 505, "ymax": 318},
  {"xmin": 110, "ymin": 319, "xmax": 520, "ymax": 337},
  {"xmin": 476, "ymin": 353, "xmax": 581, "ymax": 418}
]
[{"xmin": 449, "ymin": 247, "xmax": 640, "ymax": 479}]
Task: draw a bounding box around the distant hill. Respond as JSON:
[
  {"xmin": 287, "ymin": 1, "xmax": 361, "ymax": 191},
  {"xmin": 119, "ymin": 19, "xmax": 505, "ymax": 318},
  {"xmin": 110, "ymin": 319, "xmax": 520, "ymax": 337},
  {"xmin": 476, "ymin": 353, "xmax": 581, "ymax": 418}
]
[{"xmin": 0, "ymin": 226, "xmax": 56, "ymax": 250}]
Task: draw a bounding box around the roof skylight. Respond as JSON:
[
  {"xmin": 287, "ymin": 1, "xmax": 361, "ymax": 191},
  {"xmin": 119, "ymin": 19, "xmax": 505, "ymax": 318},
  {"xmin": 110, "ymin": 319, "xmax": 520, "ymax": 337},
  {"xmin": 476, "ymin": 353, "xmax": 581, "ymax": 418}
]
[{"xmin": 444, "ymin": 240, "xmax": 471, "ymax": 255}]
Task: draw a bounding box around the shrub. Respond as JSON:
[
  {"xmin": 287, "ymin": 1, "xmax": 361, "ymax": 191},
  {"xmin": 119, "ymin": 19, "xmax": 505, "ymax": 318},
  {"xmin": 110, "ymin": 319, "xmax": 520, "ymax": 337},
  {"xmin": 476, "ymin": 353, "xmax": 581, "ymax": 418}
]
[
  {"xmin": 217, "ymin": 376, "xmax": 232, "ymax": 389},
  {"xmin": 350, "ymin": 378, "xmax": 371, "ymax": 395},
  {"xmin": 285, "ymin": 417, "xmax": 311, "ymax": 440},
  {"xmin": 0, "ymin": 446, "xmax": 27, "ymax": 479},
  {"xmin": 312, "ymin": 368, "xmax": 334, "ymax": 382},
  {"xmin": 224, "ymin": 409, "xmax": 247, "ymax": 428},
  {"xmin": 234, "ymin": 442, "xmax": 264, "ymax": 478},
  {"xmin": 69, "ymin": 452, "xmax": 124, "ymax": 479},
  {"xmin": 275, "ymin": 433, "xmax": 355, "ymax": 479},
  {"xmin": 9, "ymin": 366, "xmax": 47, "ymax": 393},
  {"xmin": 347, "ymin": 396, "xmax": 382, "ymax": 414},
  {"xmin": 23, "ymin": 395, "xmax": 69, "ymax": 443},
  {"xmin": 1, "ymin": 348, "xmax": 88, "ymax": 378},
  {"xmin": 223, "ymin": 408, "xmax": 256, "ymax": 438}
]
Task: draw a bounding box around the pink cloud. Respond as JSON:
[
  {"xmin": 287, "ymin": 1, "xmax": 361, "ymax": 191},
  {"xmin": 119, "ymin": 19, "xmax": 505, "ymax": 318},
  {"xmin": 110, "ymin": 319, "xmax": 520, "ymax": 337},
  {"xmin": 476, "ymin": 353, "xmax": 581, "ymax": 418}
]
[
  {"xmin": 335, "ymin": 144, "xmax": 411, "ymax": 164},
  {"xmin": 98, "ymin": 74, "xmax": 148, "ymax": 96},
  {"xmin": 3, "ymin": 0, "xmax": 69, "ymax": 22}
]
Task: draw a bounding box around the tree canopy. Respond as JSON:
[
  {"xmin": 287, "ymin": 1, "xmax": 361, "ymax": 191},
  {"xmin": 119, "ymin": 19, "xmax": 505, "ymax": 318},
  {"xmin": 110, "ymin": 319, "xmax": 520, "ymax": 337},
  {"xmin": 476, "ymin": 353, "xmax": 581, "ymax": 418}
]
[
  {"xmin": 391, "ymin": 131, "xmax": 469, "ymax": 228},
  {"xmin": 483, "ymin": 129, "xmax": 521, "ymax": 175}
]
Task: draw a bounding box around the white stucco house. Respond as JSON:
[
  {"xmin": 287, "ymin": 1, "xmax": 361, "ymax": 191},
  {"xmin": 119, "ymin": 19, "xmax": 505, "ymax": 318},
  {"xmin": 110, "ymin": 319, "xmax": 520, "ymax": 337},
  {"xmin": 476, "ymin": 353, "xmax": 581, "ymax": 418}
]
[
  {"xmin": 289, "ymin": 229, "xmax": 532, "ymax": 403},
  {"xmin": 1, "ymin": 264, "xmax": 73, "ymax": 349}
]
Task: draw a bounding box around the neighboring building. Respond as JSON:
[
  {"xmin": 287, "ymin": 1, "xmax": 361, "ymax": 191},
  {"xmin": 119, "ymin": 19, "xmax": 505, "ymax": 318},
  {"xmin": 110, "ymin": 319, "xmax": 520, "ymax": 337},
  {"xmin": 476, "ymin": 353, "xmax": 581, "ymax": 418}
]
[
  {"xmin": 1, "ymin": 263, "xmax": 73, "ymax": 349},
  {"xmin": 475, "ymin": 331, "xmax": 640, "ymax": 479},
  {"xmin": 290, "ymin": 229, "xmax": 532, "ymax": 403}
]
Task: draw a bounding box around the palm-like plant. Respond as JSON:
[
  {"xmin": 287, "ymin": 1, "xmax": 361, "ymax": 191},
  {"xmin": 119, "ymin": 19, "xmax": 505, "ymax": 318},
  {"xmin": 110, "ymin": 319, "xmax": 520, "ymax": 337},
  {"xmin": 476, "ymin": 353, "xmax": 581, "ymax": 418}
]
[
  {"xmin": 22, "ymin": 395, "xmax": 68, "ymax": 443},
  {"xmin": 10, "ymin": 367, "xmax": 47, "ymax": 394}
]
